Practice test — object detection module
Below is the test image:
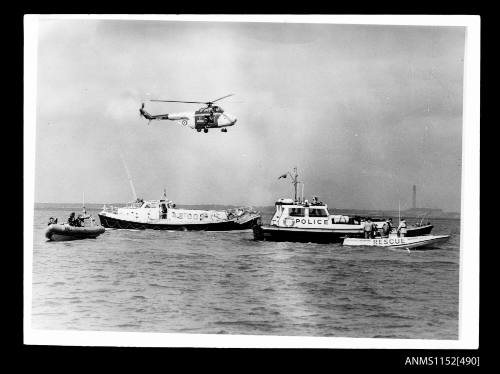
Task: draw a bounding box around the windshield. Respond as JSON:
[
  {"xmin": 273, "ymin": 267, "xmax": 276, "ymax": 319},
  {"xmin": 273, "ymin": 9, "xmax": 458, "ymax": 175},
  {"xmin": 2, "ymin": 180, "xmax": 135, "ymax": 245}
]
[{"xmin": 309, "ymin": 208, "xmax": 328, "ymax": 217}]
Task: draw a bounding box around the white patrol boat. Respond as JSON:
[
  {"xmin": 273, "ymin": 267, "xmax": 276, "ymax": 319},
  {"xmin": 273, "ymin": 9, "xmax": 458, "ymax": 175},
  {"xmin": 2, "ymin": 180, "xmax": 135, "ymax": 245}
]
[
  {"xmin": 98, "ymin": 191, "xmax": 261, "ymax": 231},
  {"xmin": 341, "ymin": 233, "xmax": 450, "ymax": 250},
  {"xmin": 253, "ymin": 168, "xmax": 365, "ymax": 243}
]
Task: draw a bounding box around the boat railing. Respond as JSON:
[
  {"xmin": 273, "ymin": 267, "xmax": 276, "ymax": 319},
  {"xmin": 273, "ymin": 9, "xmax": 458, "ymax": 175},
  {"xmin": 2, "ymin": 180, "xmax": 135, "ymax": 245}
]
[
  {"xmin": 102, "ymin": 200, "xmax": 145, "ymax": 214},
  {"xmin": 101, "ymin": 205, "xmax": 119, "ymax": 214},
  {"xmin": 226, "ymin": 206, "xmax": 260, "ymax": 217}
]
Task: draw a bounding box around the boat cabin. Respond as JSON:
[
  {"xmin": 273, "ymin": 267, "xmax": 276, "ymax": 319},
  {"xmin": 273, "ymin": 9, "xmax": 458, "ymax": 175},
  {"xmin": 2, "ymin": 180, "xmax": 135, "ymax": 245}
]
[
  {"xmin": 271, "ymin": 198, "xmax": 361, "ymax": 229},
  {"xmin": 104, "ymin": 198, "xmax": 230, "ymax": 224}
]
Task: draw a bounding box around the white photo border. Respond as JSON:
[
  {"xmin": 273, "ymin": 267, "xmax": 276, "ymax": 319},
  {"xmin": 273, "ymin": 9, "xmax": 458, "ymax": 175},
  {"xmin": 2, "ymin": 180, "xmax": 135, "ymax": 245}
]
[{"xmin": 24, "ymin": 14, "xmax": 480, "ymax": 349}]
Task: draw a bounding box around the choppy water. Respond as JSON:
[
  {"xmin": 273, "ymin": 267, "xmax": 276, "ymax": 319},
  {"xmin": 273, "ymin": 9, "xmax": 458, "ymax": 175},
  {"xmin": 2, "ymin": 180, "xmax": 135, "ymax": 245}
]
[{"xmin": 31, "ymin": 205, "xmax": 460, "ymax": 339}]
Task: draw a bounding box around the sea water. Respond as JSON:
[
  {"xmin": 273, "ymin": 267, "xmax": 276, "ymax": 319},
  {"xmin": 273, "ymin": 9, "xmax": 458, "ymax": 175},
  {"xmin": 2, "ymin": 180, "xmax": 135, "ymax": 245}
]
[{"xmin": 30, "ymin": 204, "xmax": 460, "ymax": 339}]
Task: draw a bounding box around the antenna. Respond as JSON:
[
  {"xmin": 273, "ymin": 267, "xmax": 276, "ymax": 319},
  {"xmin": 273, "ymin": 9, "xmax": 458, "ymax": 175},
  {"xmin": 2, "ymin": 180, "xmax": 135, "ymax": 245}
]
[
  {"xmin": 82, "ymin": 191, "xmax": 86, "ymax": 215},
  {"xmin": 120, "ymin": 152, "xmax": 138, "ymax": 201}
]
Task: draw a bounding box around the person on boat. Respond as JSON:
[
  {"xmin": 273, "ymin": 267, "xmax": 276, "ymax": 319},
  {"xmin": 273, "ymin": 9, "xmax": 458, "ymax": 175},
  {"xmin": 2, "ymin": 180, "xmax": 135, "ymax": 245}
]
[
  {"xmin": 382, "ymin": 218, "xmax": 393, "ymax": 237},
  {"xmin": 363, "ymin": 218, "xmax": 373, "ymax": 239},
  {"xmin": 68, "ymin": 212, "xmax": 77, "ymax": 226},
  {"xmin": 48, "ymin": 217, "xmax": 57, "ymax": 225},
  {"xmin": 75, "ymin": 214, "xmax": 85, "ymax": 227},
  {"xmin": 397, "ymin": 218, "xmax": 408, "ymax": 237},
  {"xmin": 371, "ymin": 220, "xmax": 379, "ymax": 238}
]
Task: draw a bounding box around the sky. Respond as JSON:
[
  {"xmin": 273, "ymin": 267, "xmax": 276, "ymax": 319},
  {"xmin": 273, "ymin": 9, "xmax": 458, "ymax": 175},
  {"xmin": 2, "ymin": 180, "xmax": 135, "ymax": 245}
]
[{"xmin": 32, "ymin": 18, "xmax": 465, "ymax": 212}]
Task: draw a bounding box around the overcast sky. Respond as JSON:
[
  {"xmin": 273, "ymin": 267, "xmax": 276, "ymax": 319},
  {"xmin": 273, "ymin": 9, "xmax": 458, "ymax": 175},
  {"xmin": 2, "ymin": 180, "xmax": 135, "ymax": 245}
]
[{"xmin": 32, "ymin": 19, "xmax": 465, "ymax": 211}]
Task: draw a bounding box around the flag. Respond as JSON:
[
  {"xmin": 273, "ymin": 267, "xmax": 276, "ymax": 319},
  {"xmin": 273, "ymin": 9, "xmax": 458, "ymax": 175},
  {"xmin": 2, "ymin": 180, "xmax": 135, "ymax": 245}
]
[{"xmin": 278, "ymin": 173, "xmax": 288, "ymax": 179}]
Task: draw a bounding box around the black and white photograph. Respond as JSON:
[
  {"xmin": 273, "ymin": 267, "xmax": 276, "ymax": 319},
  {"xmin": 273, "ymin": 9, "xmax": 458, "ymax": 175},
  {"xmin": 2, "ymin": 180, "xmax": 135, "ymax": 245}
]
[{"xmin": 24, "ymin": 15, "xmax": 480, "ymax": 349}]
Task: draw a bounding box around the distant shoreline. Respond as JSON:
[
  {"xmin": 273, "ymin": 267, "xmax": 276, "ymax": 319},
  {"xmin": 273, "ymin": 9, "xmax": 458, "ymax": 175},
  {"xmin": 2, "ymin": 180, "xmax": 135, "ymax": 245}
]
[{"xmin": 33, "ymin": 202, "xmax": 461, "ymax": 220}]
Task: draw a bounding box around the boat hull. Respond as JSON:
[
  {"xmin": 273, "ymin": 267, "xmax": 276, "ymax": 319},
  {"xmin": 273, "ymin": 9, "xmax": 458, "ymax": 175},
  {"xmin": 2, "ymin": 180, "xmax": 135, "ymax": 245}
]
[
  {"xmin": 253, "ymin": 225, "xmax": 362, "ymax": 243},
  {"xmin": 253, "ymin": 222, "xmax": 434, "ymax": 243},
  {"xmin": 406, "ymin": 224, "xmax": 433, "ymax": 237},
  {"xmin": 98, "ymin": 213, "xmax": 260, "ymax": 231},
  {"xmin": 341, "ymin": 235, "xmax": 450, "ymax": 249},
  {"xmin": 45, "ymin": 224, "xmax": 105, "ymax": 241}
]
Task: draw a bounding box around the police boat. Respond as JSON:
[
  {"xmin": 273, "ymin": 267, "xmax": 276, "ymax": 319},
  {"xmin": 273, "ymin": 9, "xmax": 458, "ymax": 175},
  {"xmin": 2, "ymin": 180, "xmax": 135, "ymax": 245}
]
[
  {"xmin": 252, "ymin": 168, "xmax": 369, "ymax": 243},
  {"xmin": 98, "ymin": 190, "xmax": 261, "ymax": 231},
  {"xmin": 252, "ymin": 197, "xmax": 368, "ymax": 243}
]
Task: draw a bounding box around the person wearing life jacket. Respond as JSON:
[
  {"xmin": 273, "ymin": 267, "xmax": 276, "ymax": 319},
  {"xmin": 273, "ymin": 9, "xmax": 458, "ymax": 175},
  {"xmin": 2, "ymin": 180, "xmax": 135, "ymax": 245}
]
[
  {"xmin": 75, "ymin": 214, "xmax": 85, "ymax": 227},
  {"xmin": 68, "ymin": 212, "xmax": 77, "ymax": 226},
  {"xmin": 363, "ymin": 218, "xmax": 373, "ymax": 239},
  {"xmin": 397, "ymin": 218, "xmax": 408, "ymax": 237},
  {"xmin": 382, "ymin": 218, "xmax": 393, "ymax": 237}
]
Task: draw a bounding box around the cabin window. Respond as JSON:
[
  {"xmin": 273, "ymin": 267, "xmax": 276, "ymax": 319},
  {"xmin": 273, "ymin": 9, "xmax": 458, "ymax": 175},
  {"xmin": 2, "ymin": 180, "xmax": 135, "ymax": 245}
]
[
  {"xmin": 188, "ymin": 214, "xmax": 192, "ymax": 219},
  {"xmin": 309, "ymin": 208, "xmax": 328, "ymax": 217},
  {"xmin": 178, "ymin": 213, "xmax": 184, "ymax": 219},
  {"xmin": 193, "ymin": 214, "xmax": 198, "ymax": 220},
  {"xmin": 289, "ymin": 207, "xmax": 305, "ymax": 217}
]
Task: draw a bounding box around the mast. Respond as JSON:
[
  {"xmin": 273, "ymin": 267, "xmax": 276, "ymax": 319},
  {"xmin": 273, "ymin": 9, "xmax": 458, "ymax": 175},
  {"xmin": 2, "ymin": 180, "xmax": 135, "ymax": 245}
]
[
  {"xmin": 279, "ymin": 166, "xmax": 302, "ymax": 203},
  {"xmin": 289, "ymin": 166, "xmax": 300, "ymax": 202},
  {"xmin": 120, "ymin": 152, "xmax": 138, "ymax": 201}
]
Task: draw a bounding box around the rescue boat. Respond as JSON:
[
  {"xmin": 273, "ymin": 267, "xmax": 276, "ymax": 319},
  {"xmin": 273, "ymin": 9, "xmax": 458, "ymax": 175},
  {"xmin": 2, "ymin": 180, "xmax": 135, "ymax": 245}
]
[
  {"xmin": 45, "ymin": 223, "xmax": 105, "ymax": 241},
  {"xmin": 98, "ymin": 192, "xmax": 261, "ymax": 231},
  {"xmin": 341, "ymin": 234, "xmax": 450, "ymax": 249}
]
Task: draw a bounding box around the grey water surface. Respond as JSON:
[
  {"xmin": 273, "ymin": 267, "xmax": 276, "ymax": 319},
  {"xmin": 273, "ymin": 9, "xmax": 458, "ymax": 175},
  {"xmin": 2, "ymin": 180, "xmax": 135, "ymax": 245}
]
[{"xmin": 31, "ymin": 205, "xmax": 460, "ymax": 339}]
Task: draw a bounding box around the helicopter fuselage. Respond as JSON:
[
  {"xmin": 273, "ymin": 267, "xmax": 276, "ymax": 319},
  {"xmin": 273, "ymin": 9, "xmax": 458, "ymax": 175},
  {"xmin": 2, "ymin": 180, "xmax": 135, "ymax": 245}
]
[
  {"xmin": 140, "ymin": 94, "xmax": 238, "ymax": 132},
  {"xmin": 141, "ymin": 107, "xmax": 237, "ymax": 132}
]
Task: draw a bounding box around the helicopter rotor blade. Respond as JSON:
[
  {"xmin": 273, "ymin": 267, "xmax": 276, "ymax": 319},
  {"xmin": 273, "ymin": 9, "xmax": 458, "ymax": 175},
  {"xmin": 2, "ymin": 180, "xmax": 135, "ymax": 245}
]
[
  {"xmin": 149, "ymin": 94, "xmax": 235, "ymax": 106},
  {"xmin": 210, "ymin": 94, "xmax": 234, "ymax": 104},
  {"xmin": 150, "ymin": 100, "xmax": 207, "ymax": 104}
]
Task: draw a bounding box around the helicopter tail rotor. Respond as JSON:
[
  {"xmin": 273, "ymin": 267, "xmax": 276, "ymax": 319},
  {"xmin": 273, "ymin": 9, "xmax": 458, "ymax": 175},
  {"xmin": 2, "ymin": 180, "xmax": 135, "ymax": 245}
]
[{"xmin": 139, "ymin": 103, "xmax": 145, "ymax": 118}]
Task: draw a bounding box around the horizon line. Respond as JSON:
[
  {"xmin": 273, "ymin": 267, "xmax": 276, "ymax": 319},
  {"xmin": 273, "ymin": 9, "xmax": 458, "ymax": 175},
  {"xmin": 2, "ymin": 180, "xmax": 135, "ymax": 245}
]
[{"xmin": 33, "ymin": 201, "xmax": 460, "ymax": 214}]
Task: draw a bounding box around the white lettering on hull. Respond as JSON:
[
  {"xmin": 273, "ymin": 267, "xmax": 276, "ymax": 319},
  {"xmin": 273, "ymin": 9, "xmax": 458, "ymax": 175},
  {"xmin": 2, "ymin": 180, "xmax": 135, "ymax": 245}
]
[
  {"xmin": 295, "ymin": 218, "xmax": 329, "ymax": 225},
  {"xmin": 373, "ymin": 238, "xmax": 407, "ymax": 245}
]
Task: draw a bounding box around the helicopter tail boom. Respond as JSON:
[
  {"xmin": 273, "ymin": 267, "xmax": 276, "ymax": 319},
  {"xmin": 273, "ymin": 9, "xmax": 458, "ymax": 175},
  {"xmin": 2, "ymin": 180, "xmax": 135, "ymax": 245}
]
[{"xmin": 140, "ymin": 103, "xmax": 170, "ymax": 121}]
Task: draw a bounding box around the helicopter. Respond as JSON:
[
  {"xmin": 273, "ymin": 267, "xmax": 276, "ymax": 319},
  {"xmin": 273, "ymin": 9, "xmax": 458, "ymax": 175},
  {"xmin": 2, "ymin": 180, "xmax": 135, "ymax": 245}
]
[{"xmin": 139, "ymin": 94, "xmax": 238, "ymax": 133}]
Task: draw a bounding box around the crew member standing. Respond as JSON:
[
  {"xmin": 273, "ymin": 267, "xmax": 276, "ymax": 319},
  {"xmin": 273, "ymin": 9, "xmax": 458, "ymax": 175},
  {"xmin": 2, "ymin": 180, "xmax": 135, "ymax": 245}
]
[
  {"xmin": 397, "ymin": 218, "xmax": 408, "ymax": 237},
  {"xmin": 363, "ymin": 218, "xmax": 373, "ymax": 239},
  {"xmin": 382, "ymin": 218, "xmax": 393, "ymax": 237},
  {"xmin": 371, "ymin": 220, "xmax": 379, "ymax": 238}
]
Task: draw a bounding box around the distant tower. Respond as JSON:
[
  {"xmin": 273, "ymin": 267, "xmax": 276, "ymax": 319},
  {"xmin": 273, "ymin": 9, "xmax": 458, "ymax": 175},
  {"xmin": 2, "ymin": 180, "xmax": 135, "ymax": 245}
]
[{"xmin": 412, "ymin": 185, "xmax": 417, "ymax": 209}]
